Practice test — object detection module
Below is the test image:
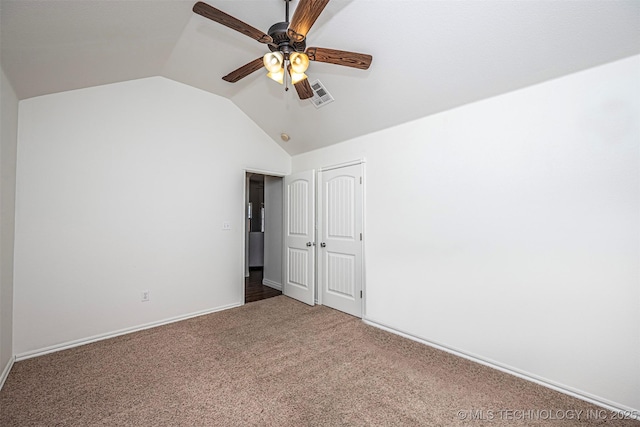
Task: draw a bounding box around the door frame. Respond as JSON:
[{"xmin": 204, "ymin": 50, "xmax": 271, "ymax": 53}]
[
  {"xmin": 241, "ymin": 168, "xmax": 286, "ymax": 305},
  {"xmin": 316, "ymin": 159, "xmax": 367, "ymax": 317},
  {"xmin": 240, "ymin": 162, "xmax": 367, "ymax": 316}
]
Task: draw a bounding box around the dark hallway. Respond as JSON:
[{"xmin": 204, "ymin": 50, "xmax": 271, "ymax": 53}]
[{"xmin": 245, "ymin": 268, "xmax": 281, "ymax": 303}]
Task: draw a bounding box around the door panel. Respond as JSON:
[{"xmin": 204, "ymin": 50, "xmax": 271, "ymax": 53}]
[
  {"xmin": 326, "ymin": 252, "xmax": 356, "ymax": 297},
  {"xmin": 283, "ymin": 170, "xmax": 315, "ymax": 305},
  {"xmin": 287, "ymin": 248, "xmax": 309, "ymax": 289},
  {"xmin": 319, "ymin": 164, "xmax": 363, "ymax": 317}
]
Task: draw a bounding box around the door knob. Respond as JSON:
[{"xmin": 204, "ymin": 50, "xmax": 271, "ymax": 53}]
[
  {"xmin": 306, "ymin": 242, "xmax": 312, "ymax": 247},
  {"xmin": 320, "ymin": 242, "xmax": 326, "ymax": 247}
]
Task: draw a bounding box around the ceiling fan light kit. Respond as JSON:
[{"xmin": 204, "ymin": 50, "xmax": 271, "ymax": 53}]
[
  {"xmin": 263, "ymin": 50, "xmax": 308, "ymax": 86},
  {"xmin": 192, "ymin": 0, "xmax": 372, "ymax": 100}
]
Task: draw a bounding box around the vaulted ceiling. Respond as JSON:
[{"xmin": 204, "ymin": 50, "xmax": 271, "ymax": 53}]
[{"xmin": 2, "ymin": 0, "xmax": 639, "ymax": 155}]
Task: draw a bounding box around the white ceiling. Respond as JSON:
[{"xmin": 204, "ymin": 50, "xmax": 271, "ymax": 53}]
[{"xmin": 2, "ymin": 0, "xmax": 639, "ymax": 155}]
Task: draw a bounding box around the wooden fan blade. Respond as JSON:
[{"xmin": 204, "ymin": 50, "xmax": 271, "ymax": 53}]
[
  {"xmin": 294, "ymin": 79, "xmax": 314, "ymax": 100},
  {"xmin": 222, "ymin": 57, "xmax": 265, "ymax": 83},
  {"xmin": 193, "ymin": 2, "xmax": 272, "ymax": 44},
  {"xmin": 287, "ymin": 0, "xmax": 330, "ymax": 42},
  {"xmin": 306, "ymin": 47, "xmax": 372, "ymax": 70}
]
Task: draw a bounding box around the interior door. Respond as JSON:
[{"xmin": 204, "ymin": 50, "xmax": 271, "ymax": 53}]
[
  {"xmin": 283, "ymin": 170, "xmax": 315, "ymax": 306},
  {"xmin": 318, "ymin": 164, "xmax": 363, "ymax": 317}
]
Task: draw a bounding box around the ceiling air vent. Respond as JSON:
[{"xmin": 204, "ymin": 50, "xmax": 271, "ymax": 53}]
[{"xmin": 309, "ymin": 80, "xmax": 334, "ymax": 109}]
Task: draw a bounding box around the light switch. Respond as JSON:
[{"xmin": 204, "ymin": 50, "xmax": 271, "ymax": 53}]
[{"xmin": 222, "ymin": 221, "xmax": 231, "ymax": 230}]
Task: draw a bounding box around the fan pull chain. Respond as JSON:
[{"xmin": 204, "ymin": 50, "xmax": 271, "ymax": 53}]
[{"xmin": 284, "ymin": 60, "xmax": 290, "ymax": 92}]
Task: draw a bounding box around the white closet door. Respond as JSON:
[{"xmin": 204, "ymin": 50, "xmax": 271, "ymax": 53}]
[
  {"xmin": 283, "ymin": 170, "xmax": 315, "ymax": 306},
  {"xmin": 318, "ymin": 164, "xmax": 363, "ymax": 317}
]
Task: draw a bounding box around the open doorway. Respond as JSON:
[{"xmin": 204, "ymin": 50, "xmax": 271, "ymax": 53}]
[{"xmin": 245, "ymin": 172, "xmax": 284, "ymax": 303}]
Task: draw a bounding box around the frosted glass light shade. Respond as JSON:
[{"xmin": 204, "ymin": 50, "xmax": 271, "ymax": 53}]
[
  {"xmin": 290, "ymin": 71, "xmax": 307, "ymax": 85},
  {"xmin": 263, "ymin": 52, "xmax": 284, "ymax": 73},
  {"xmin": 267, "ymin": 69, "xmax": 285, "ymax": 84},
  {"xmin": 290, "ymin": 52, "xmax": 310, "ymax": 74}
]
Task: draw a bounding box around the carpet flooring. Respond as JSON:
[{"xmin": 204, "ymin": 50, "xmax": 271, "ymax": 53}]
[{"xmin": 1, "ymin": 296, "xmax": 637, "ymax": 426}]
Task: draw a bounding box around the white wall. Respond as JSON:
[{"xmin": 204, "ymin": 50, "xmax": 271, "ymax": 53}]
[
  {"xmin": 13, "ymin": 77, "xmax": 290, "ymax": 356},
  {"xmin": 0, "ymin": 66, "xmax": 19, "ymax": 383},
  {"xmin": 293, "ymin": 55, "xmax": 640, "ymax": 411},
  {"xmin": 263, "ymin": 176, "xmax": 283, "ymax": 289}
]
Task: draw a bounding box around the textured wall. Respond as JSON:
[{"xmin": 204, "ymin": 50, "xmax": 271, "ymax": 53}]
[
  {"xmin": 293, "ymin": 56, "xmax": 640, "ymax": 411},
  {"xmin": 13, "ymin": 77, "xmax": 290, "ymax": 356},
  {"xmin": 263, "ymin": 176, "xmax": 283, "ymax": 288},
  {"xmin": 0, "ymin": 65, "xmax": 19, "ymax": 385}
]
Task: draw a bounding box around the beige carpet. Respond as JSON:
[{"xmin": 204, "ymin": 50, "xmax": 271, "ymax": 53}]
[{"xmin": 1, "ymin": 296, "xmax": 637, "ymax": 426}]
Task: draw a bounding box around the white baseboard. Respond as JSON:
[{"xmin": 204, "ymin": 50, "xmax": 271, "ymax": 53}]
[
  {"xmin": 0, "ymin": 355, "xmax": 15, "ymax": 391},
  {"xmin": 262, "ymin": 279, "xmax": 282, "ymax": 291},
  {"xmin": 15, "ymin": 302, "xmax": 242, "ymax": 361},
  {"xmin": 363, "ymin": 318, "xmax": 639, "ymax": 419}
]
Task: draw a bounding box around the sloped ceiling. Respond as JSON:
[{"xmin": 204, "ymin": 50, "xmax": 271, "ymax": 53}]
[{"xmin": 2, "ymin": 0, "xmax": 639, "ymax": 155}]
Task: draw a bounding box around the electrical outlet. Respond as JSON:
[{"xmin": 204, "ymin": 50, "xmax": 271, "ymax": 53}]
[{"xmin": 141, "ymin": 290, "xmax": 150, "ymax": 302}]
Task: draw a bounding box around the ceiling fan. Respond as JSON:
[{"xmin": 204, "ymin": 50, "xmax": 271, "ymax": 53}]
[{"xmin": 192, "ymin": 0, "xmax": 373, "ymax": 100}]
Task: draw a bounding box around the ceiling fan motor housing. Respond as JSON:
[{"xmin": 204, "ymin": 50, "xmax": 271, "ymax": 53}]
[{"xmin": 267, "ymin": 22, "xmax": 306, "ymax": 58}]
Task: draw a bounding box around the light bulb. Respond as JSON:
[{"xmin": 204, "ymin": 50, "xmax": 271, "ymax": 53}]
[
  {"xmin": 263, "ymin": 52, "xmax": 284, "ymax": 73},
  {"xmin": 289, "ymin": 52, "xmax": 309, "ymax": 74}
]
